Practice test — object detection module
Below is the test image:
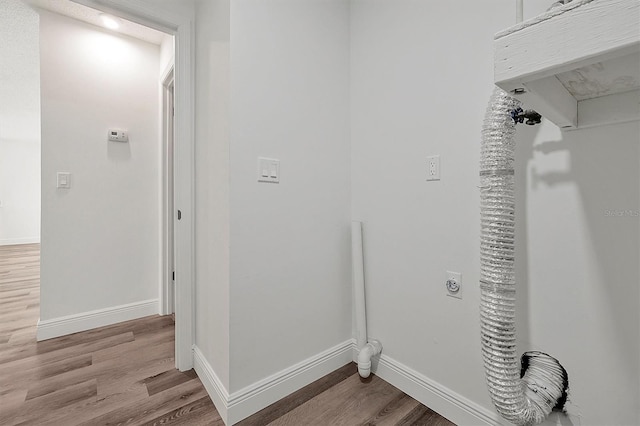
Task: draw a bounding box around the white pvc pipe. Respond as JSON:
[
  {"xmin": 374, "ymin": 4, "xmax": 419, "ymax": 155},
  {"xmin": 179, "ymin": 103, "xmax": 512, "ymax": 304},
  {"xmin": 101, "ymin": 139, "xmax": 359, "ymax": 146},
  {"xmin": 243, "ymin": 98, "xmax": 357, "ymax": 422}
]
[
  {"xmin": 352, "ymin": 221, "xmax": 367, "ymax": 350},
  {"xmin": 516, "ymin": 0, "xmax": 524, "ymax": 23},
  {"xmin": 352, "ymin": 221, "xmax": 383, "ymax": 378},
  {"xmin": 357, "ymin": 340, "xmax": 382, "ymax": 378}
]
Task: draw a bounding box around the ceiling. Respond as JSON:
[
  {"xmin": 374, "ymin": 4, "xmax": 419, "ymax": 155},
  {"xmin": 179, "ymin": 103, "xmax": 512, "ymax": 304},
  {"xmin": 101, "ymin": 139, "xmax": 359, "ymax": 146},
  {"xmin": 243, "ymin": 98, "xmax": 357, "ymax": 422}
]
[{"xmin": 24, "ymin": 0, "xmax": 168, "ymax": 45}]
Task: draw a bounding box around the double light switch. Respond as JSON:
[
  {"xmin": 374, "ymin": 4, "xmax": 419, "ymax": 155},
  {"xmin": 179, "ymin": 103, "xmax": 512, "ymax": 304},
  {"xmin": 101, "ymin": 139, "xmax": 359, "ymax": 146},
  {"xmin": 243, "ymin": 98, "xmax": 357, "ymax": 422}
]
[{"xmin": 258, "ymin": 157, "xmax": 280, "ymax": 183}]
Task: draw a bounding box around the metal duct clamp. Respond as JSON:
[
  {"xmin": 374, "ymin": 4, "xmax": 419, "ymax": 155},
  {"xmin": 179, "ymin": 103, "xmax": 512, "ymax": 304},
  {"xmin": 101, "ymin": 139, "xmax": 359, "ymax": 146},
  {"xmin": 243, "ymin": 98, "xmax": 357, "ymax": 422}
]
[{"xmin": 511, "ymin": 107, "xmax": 542, "ymax": 125}]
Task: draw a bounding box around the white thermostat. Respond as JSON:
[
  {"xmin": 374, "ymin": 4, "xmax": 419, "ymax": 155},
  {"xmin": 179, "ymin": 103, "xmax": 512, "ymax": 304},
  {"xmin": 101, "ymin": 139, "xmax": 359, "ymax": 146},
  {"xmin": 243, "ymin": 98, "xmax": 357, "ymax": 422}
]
[{"xmin": 108, "ymin": 129, "xmax": 128, "ymax": 142}]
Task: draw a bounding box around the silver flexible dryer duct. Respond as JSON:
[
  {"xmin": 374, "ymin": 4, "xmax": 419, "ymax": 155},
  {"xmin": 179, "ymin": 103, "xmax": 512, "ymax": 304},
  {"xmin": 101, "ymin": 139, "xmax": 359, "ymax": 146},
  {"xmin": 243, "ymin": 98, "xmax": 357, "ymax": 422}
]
[{"xmin": 480, "ymin": 88, "xmax": 568, "ymax": 425}]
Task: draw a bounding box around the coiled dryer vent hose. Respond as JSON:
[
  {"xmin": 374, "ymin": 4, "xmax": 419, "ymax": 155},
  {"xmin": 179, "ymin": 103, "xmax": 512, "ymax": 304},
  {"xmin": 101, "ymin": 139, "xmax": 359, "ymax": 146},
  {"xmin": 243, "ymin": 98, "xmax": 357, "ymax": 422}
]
[{"xmin": 480, "ymin": 88, "xmax": 568, "ymax": 425}]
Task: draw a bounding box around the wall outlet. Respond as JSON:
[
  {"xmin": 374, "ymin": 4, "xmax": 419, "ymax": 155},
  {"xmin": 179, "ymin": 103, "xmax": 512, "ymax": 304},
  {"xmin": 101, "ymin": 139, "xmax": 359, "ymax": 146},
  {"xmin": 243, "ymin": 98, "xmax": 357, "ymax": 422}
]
[
  {"xmin": 427, "ymin": 155, "xmax": 440, "ymax": 181},
  {"xmin": 446, "ymin": 271, "xmax": 462, "ymax": 299}
]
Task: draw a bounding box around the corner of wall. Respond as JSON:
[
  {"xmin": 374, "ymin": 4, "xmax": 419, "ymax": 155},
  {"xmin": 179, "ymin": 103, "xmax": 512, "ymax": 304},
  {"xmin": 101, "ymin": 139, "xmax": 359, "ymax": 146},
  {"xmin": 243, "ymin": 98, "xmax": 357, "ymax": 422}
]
[
  {"xmin": 193, "ymin": 340, "xmax": 354, "ymax": 426},
  {"xmin": 193, "ymin": 345, "xmax": 230, "ymax": 424}
]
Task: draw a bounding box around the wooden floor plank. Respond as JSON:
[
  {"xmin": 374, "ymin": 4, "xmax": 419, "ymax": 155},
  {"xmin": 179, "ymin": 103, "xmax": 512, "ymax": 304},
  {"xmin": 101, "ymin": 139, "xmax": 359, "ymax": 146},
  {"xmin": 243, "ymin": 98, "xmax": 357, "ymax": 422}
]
[
  {"xmin": 77, "ymin": 378, "xmax": 207, "ymax": 426},
  {"xmin": 33, "ymin": 352, "xmax": 93, "ymax": 381},
  {"xmin": 237, "ymin": 362, "xmax": 357, "ymax": 426},
  {"xmin": 268, "ymin": 375, "xmax": 404, "ymax": 426},
  {"xmin": 0, "ymin": 331, "xmax": 135, "ymax": 372},
  {"xmin": 43, "ymin": 374, "xmax": 153, "ymax": 426},
  {"xmin": 396, "ymin": 404, "xmax": 452, "ymax": 426},
  {"xmin": 141, "ymin": 395, "xmax": 224, "ymax": 426},
  {"xmin": 0, "ymin": 379, "xmax": 98, "ymax": 425},
  {"xmin": 361, "ymin": 393, "xmax": 421, "ymax": 426},
  {"xmin": 144, "ymin": 368, "xmax": 199, "ymax": 396},
  {"xmin": 25, "ymin": 363, "xmax": 96, "ymax": 401},
  {"xmin": 0, "ymin": 389, "xmax": 28, "ymax": 412}
]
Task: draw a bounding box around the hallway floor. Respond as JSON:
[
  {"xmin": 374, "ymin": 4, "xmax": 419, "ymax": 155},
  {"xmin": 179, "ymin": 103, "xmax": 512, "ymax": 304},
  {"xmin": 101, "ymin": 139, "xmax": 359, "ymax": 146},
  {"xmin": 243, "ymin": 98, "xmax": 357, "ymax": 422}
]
[
  {"xmin": 0, "ymin": 244, "xmax": 218, "ymax": 425},
  {"xmin": 0, "ymin": 244, "xmax": 454, "ymax": 426}
]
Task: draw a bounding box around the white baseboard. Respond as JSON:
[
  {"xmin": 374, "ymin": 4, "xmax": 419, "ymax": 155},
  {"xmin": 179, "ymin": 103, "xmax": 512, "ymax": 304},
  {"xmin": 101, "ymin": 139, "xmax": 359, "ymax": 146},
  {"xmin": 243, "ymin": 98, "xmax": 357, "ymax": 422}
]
[
  {"xmin": 0, "ymin": 237, "xmax": 40, "ymax": 246},
  {"xmin": 193, "ymin": 339, "xmax": 354, "ymax": 426},
  {"xmin": 193, "ymin": 345, "xmax": 229, "ymax": 424},
  {"xmin": 227, "ymin": 339, "xmax": 353, "ymax": 425},
  {"xmin": 195, "ymin": 338, "xmax": 501, "ymax": 426},
  {"xmin": 371, "ymin": 347, "xmax": 503, "ymax": 426},
  {"xmin": 36, "ymin": 299, "xmax": 159, "ymax": 341}
]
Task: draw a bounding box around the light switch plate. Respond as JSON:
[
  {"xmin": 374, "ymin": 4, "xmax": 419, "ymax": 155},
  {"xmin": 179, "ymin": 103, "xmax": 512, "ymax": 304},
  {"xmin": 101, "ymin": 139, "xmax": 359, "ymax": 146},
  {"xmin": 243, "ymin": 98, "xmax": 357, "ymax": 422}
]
[
  {"xmin": 258, "ymin": 157, "xmax": 280, "ymax": 183},
  {"xmin": 57, "ymin": 172, "xmax": 71, "ymax": 189}
]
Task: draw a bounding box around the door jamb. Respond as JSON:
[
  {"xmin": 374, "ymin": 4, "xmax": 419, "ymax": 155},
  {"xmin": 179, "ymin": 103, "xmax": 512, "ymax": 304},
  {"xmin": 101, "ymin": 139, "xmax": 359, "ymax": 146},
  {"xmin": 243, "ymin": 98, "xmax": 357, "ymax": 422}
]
[{"xmin": 161, "ymin": 65, "xmax": 175, "ymax": 317}]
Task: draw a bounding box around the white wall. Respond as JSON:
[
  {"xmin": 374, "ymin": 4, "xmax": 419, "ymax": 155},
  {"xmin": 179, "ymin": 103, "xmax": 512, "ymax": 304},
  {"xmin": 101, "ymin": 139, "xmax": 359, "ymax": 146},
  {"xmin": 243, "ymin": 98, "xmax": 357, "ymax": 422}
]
[
  {"xmin": 350, "ymin": 1, "xmax": 639, "ymax": 425},
  {"xmin": 228, "ymin": 0, "xmax": 352, "ymax": 393},
  {"xmin": 39, "ymin": 10, "xmax": 162, "ymax": 320},
  {"xmin": 194, "ymin": 0, "xmax": 231, "ymax": 390},
  {"xmin": 0, "ymin": 0, "xmax": 41, "ymax": 245}
]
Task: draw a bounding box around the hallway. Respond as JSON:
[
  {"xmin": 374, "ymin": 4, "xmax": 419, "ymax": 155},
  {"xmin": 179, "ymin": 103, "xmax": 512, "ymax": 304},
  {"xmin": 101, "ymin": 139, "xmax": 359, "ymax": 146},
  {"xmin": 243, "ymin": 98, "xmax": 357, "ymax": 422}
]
[
  {"xmin": 0, "ymin": 244, "xmax": 220, "ymax": 425},
  {"xmin": 0, "ymin": 244, "xmax": 39, "ymax": 346}
]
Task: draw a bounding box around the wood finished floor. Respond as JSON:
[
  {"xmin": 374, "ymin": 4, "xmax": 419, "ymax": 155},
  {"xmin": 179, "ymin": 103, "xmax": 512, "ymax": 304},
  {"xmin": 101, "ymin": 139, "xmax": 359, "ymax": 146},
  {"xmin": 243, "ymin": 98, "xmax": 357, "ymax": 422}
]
[{"xmin": 0, "ymin": 244, "xmax": 455, "ymax": 426}]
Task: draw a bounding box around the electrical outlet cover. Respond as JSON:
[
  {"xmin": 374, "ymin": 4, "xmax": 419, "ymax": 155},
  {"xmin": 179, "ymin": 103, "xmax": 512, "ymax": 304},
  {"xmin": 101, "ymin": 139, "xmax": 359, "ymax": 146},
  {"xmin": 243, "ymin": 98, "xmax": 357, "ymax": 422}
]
[
  {"xmin": 427, "ymin": 155, "xmax": 440, "ymax": 181},
  {"xmin": 446, "ymin": 271, "xmax": 462, "ymax": 299}
]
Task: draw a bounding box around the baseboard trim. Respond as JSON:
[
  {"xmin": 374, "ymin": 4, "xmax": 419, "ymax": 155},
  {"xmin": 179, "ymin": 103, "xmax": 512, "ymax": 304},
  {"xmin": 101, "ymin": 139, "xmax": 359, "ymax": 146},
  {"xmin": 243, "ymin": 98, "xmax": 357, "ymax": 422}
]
[
  {"xmin": 228, "ymin": 339, "xmax": 353, "ymax": 424},
  {"xmin": 36, "ymin": 299, "xmax": 159, "ymax": 341},
  {"xmin": 371, "ymin": 348, "xmax": 503, "ymax": 426},
  {"xmin": 193, "ymin": 345, "xmax": 229, "ymax": 424},
  {"xmin": 0, "ymin": 237, "xmax": 40, "ymax": 246},
  {"xmin": 194, "ymin": 339, "xmax": 501, "ymax": 426},
  {"xmin": 193, "ymin": 339, "xmax": 354, "ymax": 425}
]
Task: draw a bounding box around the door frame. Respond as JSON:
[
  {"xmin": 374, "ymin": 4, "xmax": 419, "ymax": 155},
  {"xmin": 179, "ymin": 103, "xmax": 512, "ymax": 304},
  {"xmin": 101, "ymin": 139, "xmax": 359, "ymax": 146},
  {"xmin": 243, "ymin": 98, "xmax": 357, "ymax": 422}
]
[
  {"xmin": 71, "ymin": 0, "xmax": 195, "ymax": 372},
  {"xmin": 161, "ymin": 65, "xmax": 175, "ymax": 317}
]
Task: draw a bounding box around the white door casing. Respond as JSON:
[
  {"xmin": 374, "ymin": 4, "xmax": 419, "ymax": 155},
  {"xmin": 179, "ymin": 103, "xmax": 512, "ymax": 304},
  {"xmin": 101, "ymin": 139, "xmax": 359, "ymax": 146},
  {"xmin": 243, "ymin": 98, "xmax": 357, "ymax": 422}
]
[{"xmin": 161, "ymin": 66, "xmax": 175, "ymax": 317}]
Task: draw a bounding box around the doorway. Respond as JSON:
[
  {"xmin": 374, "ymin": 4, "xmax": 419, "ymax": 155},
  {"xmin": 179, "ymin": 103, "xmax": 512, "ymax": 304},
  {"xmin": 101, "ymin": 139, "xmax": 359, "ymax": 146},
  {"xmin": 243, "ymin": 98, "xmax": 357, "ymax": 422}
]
[
  {"xmin": 79, "ymin": 0, "xmax": 197, "ymax": 372},
  {"xmin": 39, "ymin": 0, "xmax": 195, "ymax": 371}
]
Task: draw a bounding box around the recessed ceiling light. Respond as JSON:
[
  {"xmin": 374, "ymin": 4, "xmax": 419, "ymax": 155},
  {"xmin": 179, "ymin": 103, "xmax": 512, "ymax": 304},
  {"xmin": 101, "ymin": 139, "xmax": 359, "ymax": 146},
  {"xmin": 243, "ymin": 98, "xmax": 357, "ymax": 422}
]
[{"xmin": 100, "ymin": 13, "xmax": 121, "ymax": 30}]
